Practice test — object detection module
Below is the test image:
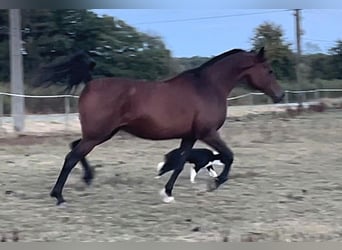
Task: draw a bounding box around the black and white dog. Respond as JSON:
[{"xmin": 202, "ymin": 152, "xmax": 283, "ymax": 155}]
[{"xmin": 156, "ymin": 148, "xmax": 224, "ymax": 183}]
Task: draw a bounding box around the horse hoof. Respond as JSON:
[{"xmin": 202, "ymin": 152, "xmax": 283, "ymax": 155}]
[
  {"xmin": 163, "ymin": 196, "xmax": 175, "ymax": 203},
  {"xmin": 159, "ymin": 189, "xmax": 175, "ymax": 203},
  {"xmin": 50, "ymin": 190, "xmax": 66, "ymax": 206},
  {"xmin": 83, "ymin": 171, "xmax": 94, "ymax": 186},
  {"xmin": 57, "ymin": 201, "xmax": 67, "ymax": 208},
  {"xmin": 83, "ymin": 177, "xmax": 93, "ymax": 186},
  {"xmin": 206, "ymin": 178, "xmax": 219, "ymax": 192}
]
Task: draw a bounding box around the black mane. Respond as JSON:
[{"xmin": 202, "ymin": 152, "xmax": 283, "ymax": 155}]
[
  {"xmin": 184, "ymin": 49, "xmax": 245, "ymax": 76},
  {"xmin": 198, "ymin": 49, "xmax": 245, "ymax": 70}
]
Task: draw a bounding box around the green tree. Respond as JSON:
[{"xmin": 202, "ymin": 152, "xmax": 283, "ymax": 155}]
[
  {"xmin": 328, "ymin": 40, "xmax": 342, "ymax": 79},
  {"xmin": 251, "ymin": 22, "xmax": 296, "ymax": 81},
  {"xmin": 303, "ymin": 53, "xmax": 333, "ymax": 81},
  {"xmin": 0, "ymin": 10, "xmax": 176, "ymax": 84},
  {"xmin": 0, "ymin": 10, "xmax": 9, "ymax": 82},
  {"xmin": 175, "ymin": 56, "xmax": 210, "ymax": 72}
]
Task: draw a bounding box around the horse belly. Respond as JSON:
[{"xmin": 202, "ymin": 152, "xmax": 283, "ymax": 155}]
[
  {"xmin": 122, "ymin": 114, "xmax": 194, "ymax": 140},
  {"xmin": 122, "ymin": 85, "xmax": 196, "ymax": 140}
]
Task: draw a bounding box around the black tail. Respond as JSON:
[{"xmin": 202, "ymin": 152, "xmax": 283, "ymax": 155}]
[{"xmin": 33, "ymin": 50, "xmax": 96, "ymax": 93}]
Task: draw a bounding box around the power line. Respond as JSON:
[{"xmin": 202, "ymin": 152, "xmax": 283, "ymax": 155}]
[
  {"xmin": 303, "ymin": 37, "xmax": 337, "ymax": 44},
  {"xmin": 133, "ymin": 9, "xmax": 291, "ymax": 25}
]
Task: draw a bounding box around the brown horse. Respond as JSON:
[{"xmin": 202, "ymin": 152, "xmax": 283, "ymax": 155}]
[{"xmin": 37, "ymin": 47, "xmax": 284, "ymax": 205}]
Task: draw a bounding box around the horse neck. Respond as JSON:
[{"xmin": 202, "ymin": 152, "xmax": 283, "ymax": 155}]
[{"xmin": 202, "ymin": 55, "xmax": 244, "ymax": 97}]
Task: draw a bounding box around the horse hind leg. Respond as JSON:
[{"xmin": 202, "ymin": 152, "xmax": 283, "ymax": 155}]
[
  {"xmin": 50, "ymin": 139, "xmax": 99, "ymax": 205},
  {"xmin": 51, "ymin": 128, "xmax": 119, "ymax": 205},
  {"xmin": 70, "ymin": 139, "xmax": 94, "ymax": 185}
]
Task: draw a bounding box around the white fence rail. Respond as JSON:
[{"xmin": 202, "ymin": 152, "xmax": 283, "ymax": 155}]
[
  {"xmin": 226, "ymin": 88, "xmax": 342, "ymax": 103},
  {"xmin": 1, "ymin": 88, "xmax": 341, "ymax": 100},
  {"xmin": 0, "ymin": 88, "xmax": 341, "ymax": 133}
]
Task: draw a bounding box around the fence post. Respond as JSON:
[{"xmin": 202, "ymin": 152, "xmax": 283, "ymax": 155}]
[
  {"xmin": 267, "ymin": 94, "xmax": 271, "ymax": 104},
  {"xmin": 249, "ymin": 94, "xmax": 254, "ymax": 106},
  {"xmin": 284, "ymin": 91, "xmax": 289, "ymax": 104},
  {"xmin": 302, "ymin": 91, "xmax": 306, "ymax": 102},
  {"xmin": 0, "ymin": 95, "xmax": 3, "ymax": 130},
  {"xmin": 323, "ymin": 90, "xmax": 326, "ymax": 98},
  {"xmin": 314, "ymin": 90, "xmax": 320, "ymax": 100},
  {"xmin": 64, "ymin": 96, "xmax": 70, "ymax": 132}
]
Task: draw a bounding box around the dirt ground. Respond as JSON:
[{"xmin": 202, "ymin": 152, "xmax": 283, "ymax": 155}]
[{"xmin": 0, "ymin": 111, "xmax": 342, "ymax": 242}]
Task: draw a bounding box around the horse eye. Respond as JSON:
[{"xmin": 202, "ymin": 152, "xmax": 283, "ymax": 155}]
[{"xmin": 269, "ymin": 70, "xmax": 273, "ymax": 74}]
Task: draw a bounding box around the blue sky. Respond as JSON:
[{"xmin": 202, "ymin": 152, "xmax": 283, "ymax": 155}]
[{"xmin": 92, "ymin": 9, "xmax": 342, "ymax": 57}]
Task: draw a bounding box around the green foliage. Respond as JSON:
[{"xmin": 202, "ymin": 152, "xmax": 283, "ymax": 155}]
[
  {"xmin": 301, "ymin": 40, "xmax": 342, "ymax": 81},
  {"xmin": 0, "ymin": 10, "xmax": 9, "ymax": 82},
  {"xmin": 251, "ymin": 21, "xmax": 296, "ymax": 81},
  {"xmin": 328, "ymin": 40, "xmax": 342, "ymax": 79},
  {"xmin": 302, "ymin": 53, "xmax": 333, "ymax": 80},
  {"xmin": 175, "ymin": 56, "xmax": 210, "ymax": 71},
  {"xmin": 1, "ymin": 10, "xmax": 342, "ymax": 98},
  {"xmin": 0, "ymin": 9, "xmax": 175, "ymax": 84}
]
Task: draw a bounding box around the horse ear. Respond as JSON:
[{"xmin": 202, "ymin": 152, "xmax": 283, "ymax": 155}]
[{"xmin": 257, "ymin": 47, "xmax": 266, "ymax": 61}]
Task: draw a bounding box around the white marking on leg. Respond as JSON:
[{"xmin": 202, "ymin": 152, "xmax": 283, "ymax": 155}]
[
  {"xmin": 57, "ymin": 202, "xmax": 68, "ymax": 208},
  {"xmin": 154, "ymin": 162, "xmax": 165, "ymax": 179},
  {"xmin": 204, "ymin": 161, "xmax": 213, "ymax": 168},
  {"xmin": 205, "ymin": 161, "xmax": 219, "ymax": 177},
  {"xmin": 159, "ymin": 188, "xmax": 175, "ymax": 203},
  {"xmin": 157, "ymin": 161, "xmax": 165, "ymax": 172},
  {"xmin": 212, "ymin": 160, "xmax": 224, "ymax": 166},
  {"xmin": 190, "ymin": 167, "xmax": 197, "ymax": 183},
  {"xmin": 208, "ymin": 168, "xmax": 218, "ymax": 178}
]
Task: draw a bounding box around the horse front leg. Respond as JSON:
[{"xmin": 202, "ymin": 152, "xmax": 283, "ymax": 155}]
[
  {"xmin": 160, "ymin": 138, "xmax": 196, "ymax": 203},
  {"xmin": 200, "ymin": 131, "xmax": 234, "ymax": 191}
]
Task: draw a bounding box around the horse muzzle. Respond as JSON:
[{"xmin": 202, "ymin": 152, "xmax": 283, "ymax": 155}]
[{"xmin": 272, "ymin": 92, "xmax": 285, "ymax": 103}]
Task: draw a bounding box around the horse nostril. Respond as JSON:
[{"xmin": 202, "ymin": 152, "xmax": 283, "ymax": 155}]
[
  {"xmin": 280, "ymin": 92, "xmax": 285, "ymax": 100},
  {"xmin": 273, "ymin": 92, "xmax": 285, "ymax": 103}
]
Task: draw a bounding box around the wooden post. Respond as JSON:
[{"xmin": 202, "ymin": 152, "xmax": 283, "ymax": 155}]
[
  {"xmin": 249, "ymin": 94, "xmax": 254, "ymax": 106},
  {"xmin": 294, "ymin": 9, "xmax": 303, "ymax": 104},
  {"xmin": 9, "ymin": 9, "xmax": 25, "ymax": 132},
  {"xmin": 0, "ymin": 95, "xmax": 3, "ymax": 130},
  {"xmin": 302, "ymin": 91, "xmax": 306, "ymax": 102},
  {"xmin": 284, "ymin": 91, "xmax": 289, "ymax": 104},
  {"xmin": 65, "ymin": 96, "xmax": 70, "ymax": 132}
]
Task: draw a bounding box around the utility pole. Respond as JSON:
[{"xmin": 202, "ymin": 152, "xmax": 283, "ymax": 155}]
[
  {"xmin": 294, "ymin": 9, "xmax": 303, "ymax": 104},
  {"xmin": 9, "ymin": 9, "xmax": 25, "ymax": 132}
]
